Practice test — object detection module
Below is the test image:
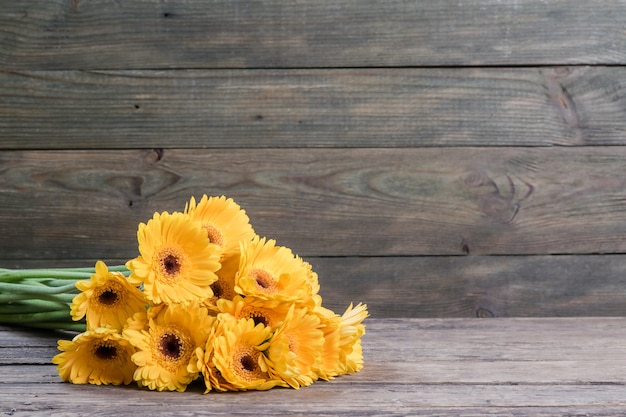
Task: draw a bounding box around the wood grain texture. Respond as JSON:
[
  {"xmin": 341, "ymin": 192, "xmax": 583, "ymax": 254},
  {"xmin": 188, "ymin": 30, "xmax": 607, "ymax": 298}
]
[
  {"xmin": 2, "ymin": 1, "xmax": 626, "ymax": 70},
  {"xmin": 1, "ymin": 67, "xmax": 626, "ymax": 149},
  {"xmin": 2, "ymin": 0, "xmax": 626, "ymax": 331},
  {"xmin": 312, "ymin": 255, "xmax": 626, "ymax": 318},
  {"xmin": 4, "ymin": 255, "xmax": 626, "ymax": 318},
  {"xmin": 2, "ymin": 318, "xmax": 626, "ymax": 416},
  {"xmin": 2, "ymin": 147, "xmax": 626, "ymax": 259},
  {"xmin": 2, "ymin": 1, "xmax": 626, "ymax": 413}
]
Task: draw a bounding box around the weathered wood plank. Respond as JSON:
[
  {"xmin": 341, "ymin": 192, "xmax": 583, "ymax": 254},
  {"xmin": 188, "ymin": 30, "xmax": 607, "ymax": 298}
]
[
  {"xmin": 1, "ymin": 383, "xmax": 625, "ymax": 417},
  {"xmin": 1, "ymin": 318, "xmax": 626, "ymax": 416},
  {"xmin": 2, "ymin": 1, "xmax": 626, "ymax": 69},
  {"xmin": 3, "ymin": 255, "xmax": 626, "ymax": 318},
  {"xmin": 314, "ymin": 255, "xmax": 626, "ymax": 318},
  {"xmin": 2, "ymin": 147, "xmax": 626, "ymax": 258},
  {"xmin": 1, "ymin": 67, "xmax": 625, "ymax": 149},
  {"xmin": 0, "ymin": 382, "xmax": 625, "ymax": 416},
  {"xmin": 109, "ymin": 250, "xmax": 626, "ymax": 320}
]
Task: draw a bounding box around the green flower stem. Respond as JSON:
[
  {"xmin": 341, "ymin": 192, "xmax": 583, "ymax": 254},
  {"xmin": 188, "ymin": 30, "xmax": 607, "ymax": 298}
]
[
  {"xmin": 0, "ymin": 293, "xmax": 75, "ymax": 304},
  {"xmin": 0, "ymin": 265, "xmax": 128, "ymax": 332},
  {"xmin": 25, "ymin": 279, "xmax": 83, "ymax": 287},
  {"xmin": 0, "ymin": 281, "xmax": 79, "ymax": 295},
  {"xmin": 0, "ymin": 309, "xmax": 74, "ymax": 323},
  {"xmin": 0, "ymin": 266, "xmax": 129, "ymax": 282},
  {"xmin": 0, "ymin": 299, "xmax": 71, "ymax": 314}
]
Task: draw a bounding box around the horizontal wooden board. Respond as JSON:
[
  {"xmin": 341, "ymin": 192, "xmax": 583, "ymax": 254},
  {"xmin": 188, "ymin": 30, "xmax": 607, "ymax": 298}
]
[
  {"xmin": 1, "ymin": 381, "xmax": 626, "ymax": 413},
  {"xmin": 2, "ymin": 1, "xmax": 626, "ymax": 69},
  {"xmin": 2, "ymin": 67, "xmax": 626, "ymax": 148},
  {"xmin": 3, "ymin": 255, "xmax": 626, "ymax": 318},
  {"xmin": 2, "ymin": 318, "xmax": 626, "ymax": 416},
  {"xmin": 1, "ymin": 382, "xmax": 625, "ymax": 417},
  {"xmin": 313, "ymin": 255, "xmax": 626, "ymax": 318},
  {"xmin": 2, "ymin": 147, "xmax": 626, "ymax": 258}
]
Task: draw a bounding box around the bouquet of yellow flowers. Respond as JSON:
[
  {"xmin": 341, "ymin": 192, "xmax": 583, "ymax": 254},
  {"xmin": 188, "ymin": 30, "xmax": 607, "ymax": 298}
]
[{"xmin": 0, "ymin": 195, "xmax": 367, "ymax": 393}]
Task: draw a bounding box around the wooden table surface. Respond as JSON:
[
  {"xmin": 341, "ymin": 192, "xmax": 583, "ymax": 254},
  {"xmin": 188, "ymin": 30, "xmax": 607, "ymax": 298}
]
[{"xmin": 2, "ymin": 317, "xmax": 625, "ymax": 416}]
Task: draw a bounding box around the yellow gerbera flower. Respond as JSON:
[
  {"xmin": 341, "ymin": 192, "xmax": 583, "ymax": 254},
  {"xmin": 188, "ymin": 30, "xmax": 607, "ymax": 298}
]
[
  {"xmin": 197, "ymin": 321, "xmax": 240, "ymax": 393},
  {"xmin": 52, "ymin": 327, "xmax": 136, "ymax": 385},
  {"xmin": 235, "ymin": 237, "xmax": 318, "ymax": 306},
  {"xmin": 309, "ymin": 303, "xmax": 368, "ymax": 378},
  {"xmin": 123, "ymin": 303, "xmax": 215, "ymax": 392},
  {"xmin": 126, "ymin": 211, "xmax": 221, "ymax": 305},
  {"xmin": 185, "ymin": 195, "xmax": 256, "ymax": 258},
  {"xmin": 211, "ymin": 317, "xmax": 286, "ymax": 391},
  {"xmin": 195, "ymin": 319, "xmax": 236, "ymax": 393},
  {"xmin": 200, "ymin": 297, "xmax": 290, "ymax": 392},
  {"xmin": 338, "ymin": 303, "xmax": 368, "ymax": 374},
  {"xmin": 310, "ymin": 305, "xmax": 343, "ymax": 380},
  {"xmin": 216, "ymin": 295, "xmax": 290, "ymax": 329},
  {"xmin": 345, "ymin": 338, "xmax": 364, "ymax": 373},
  {"xmin": 265, "ymin": 305, "xmax": 324, "ymax": 388},
  {"xmin": 70, "ymin": 261, "xmax": 146, "ymax": 331}
]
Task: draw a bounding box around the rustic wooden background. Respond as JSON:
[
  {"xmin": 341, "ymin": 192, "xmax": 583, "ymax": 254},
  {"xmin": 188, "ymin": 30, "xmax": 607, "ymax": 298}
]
[{"xmin": 2, "ymin": 0, "xmax": 626, "ymax": 318}]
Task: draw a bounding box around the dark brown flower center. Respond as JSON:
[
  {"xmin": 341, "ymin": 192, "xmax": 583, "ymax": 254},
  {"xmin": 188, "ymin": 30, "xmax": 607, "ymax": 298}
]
[
  {"xmin": 162, "ymin": 254, "xmax": 181, "ymax": 276},
  {"xmin": 233, "ymin": 347, "xmax": 266, "ymax": 381},
  {"xmin": 94, "ymin": 343, "xmax": 117, "ymax": 361},
  {"xmin": 240, "ymin": 354, "xmax": 257, "ymax": 372},
  {"xmin": 159, "ymin": 333, "xmax": 183, "ymax": 360},
  {"xmin": 210, "ymin": 281, "xmax": 223, "ymax": 298},
  {"xmin": 249, "ymin": 313, "xmax": 269, "ymax": 327},
  {"xmin": 97, "ymin": 289, "xmax": 119, "ymax": 306}
]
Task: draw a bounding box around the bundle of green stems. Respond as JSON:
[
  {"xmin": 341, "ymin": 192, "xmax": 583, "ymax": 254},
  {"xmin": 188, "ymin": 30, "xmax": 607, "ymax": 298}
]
[{"xmin": 0, "ymin": 265, "xmax": 129, "ymax": 332}]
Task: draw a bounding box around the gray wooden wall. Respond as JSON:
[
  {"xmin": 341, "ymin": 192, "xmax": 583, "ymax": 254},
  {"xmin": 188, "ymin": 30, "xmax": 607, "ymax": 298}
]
[{"xmin": 2, "ymin": 1, "xmax": 626, "ymax": 317}]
